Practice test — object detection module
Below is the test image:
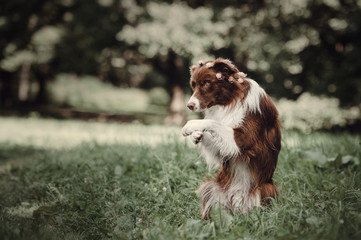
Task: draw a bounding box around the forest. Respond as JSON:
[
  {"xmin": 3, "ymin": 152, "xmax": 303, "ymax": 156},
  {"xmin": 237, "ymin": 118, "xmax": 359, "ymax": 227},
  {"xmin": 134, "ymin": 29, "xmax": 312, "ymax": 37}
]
[{"xmin": 1, "ymin": 0, "xmax": 360, "ymax": 129}]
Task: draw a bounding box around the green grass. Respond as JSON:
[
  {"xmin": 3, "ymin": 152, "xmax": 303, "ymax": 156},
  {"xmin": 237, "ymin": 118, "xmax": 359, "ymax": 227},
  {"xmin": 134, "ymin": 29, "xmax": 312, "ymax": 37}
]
[{"xmin": 0, "ymin": 117, "xmax": 360, "ymax": 240}]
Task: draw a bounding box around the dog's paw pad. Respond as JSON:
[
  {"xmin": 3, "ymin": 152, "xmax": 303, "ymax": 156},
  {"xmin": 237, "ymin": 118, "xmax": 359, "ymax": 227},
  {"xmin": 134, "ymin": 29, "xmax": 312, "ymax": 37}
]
[{"xmin": 191, "ymin": 131, "xmax": 203, "ymax": 144}]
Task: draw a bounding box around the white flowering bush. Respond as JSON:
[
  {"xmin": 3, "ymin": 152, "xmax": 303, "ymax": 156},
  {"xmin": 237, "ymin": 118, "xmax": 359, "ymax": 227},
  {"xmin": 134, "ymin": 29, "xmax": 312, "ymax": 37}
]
[
  {"xmin": 48, "ymin": 74, "xmax": 149, "ymax": 113},
  {"xmin": 117, "ymin": 2, "xmax": 232, "ymax": 62},
  {"xmin": 1, "ymin": 26, "xmax": 63, "ymax": 71},
  {"xmin": 276, "ymin": 93, "xmax": 360, "ymax": 132}
]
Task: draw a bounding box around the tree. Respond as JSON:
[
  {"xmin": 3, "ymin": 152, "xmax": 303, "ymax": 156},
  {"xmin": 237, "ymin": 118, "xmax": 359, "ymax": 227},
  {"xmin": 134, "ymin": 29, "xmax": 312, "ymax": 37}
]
[
  {"xmin": 117, "ymin": 2, "xmax": 233, "ymax": 124},
  {"xmin": 0, "ymin": 0, "xmax": 130, "ymax": 107},
  {"xmin": 1, "ymin": 0, "xmax": 360, "ymax": 120},
  {"xmin": 219, "ymin": 0, "xmax": 361, "ymax": 106},
  {"xmin": 53, "ymin": 0, "xmax": 130, "ymax": 85},
  {"xmin": 0, "ymin": 0, "xmax": 68, "ymax": 106}
]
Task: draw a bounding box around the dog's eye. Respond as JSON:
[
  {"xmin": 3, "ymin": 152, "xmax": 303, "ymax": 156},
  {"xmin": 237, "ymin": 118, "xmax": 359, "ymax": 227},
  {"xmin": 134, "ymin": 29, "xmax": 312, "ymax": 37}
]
[
  {"xmin": 191, "ymin": 81, "xmax": 196, "ymax": 89},
  {"xmin": 201, "ymin": 80, "xmax": 210, "ymax": 86}
]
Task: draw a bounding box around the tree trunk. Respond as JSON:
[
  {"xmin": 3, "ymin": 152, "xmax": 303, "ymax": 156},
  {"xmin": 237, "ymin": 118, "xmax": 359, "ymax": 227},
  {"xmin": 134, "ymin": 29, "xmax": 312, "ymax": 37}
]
[
  {"xmin": 164, "ymin": 52, "xmax": 186, "ymax": 125},
  {"xmin": 18, "ymin": 63, "xmax": 31, "ymax": 102},
  {"xmin": 34, "ymin": 65, "xmax": 49, "ymax": 105},
  {"xmin": 165, "ymin": 84, "xmax": 185, "ymax": 125},
  {"xmin": 0, "ymin": 70, "xmax": 15, "ymax": 108}
]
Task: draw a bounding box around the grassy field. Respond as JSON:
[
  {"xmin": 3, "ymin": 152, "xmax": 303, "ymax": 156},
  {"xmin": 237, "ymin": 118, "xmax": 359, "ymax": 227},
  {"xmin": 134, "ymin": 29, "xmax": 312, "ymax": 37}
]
[{"xmin": 0, "ymin": 117, "xmax": 360, "ymax": 240}]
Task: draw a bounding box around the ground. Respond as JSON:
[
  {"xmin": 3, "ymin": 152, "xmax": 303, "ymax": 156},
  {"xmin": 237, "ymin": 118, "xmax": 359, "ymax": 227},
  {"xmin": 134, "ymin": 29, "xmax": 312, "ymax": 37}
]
[{"xmin": 0, "ymin": 117, "xmax": 360, "ymax": 240}]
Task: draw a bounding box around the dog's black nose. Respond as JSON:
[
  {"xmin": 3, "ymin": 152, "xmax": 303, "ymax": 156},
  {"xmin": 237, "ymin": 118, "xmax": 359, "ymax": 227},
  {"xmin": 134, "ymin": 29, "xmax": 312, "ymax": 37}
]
[{"xmin": 187, "ymin": 102, "xmax": 195, "ymax": 111}]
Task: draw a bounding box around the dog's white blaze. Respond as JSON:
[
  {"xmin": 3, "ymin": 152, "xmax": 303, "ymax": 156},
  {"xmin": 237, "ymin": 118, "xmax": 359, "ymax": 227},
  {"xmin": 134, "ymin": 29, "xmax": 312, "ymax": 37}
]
[{"xmin": 187, "ymin": 93, "xmax": 201, "ymax": 112}]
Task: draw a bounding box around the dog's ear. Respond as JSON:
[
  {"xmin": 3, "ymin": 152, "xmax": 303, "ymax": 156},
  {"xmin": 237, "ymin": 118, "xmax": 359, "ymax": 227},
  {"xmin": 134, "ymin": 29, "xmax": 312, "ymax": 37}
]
[
  {"xmin": 190, "ymin": 60, "xmax": 205, "ymax": 75},
  {"xmin": 211, "ymin": 58, "xmax": 239, "ymax": 75},
  {"xmin": 234, "ymin": 71, "xmax": 247, "ymax": 83}
]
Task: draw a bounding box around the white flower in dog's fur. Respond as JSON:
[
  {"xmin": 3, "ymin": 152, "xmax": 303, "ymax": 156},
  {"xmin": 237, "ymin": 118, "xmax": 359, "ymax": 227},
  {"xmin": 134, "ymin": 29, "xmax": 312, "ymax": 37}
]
[
  {"xmin": 238, "ymin": 72, "xmax": 247, "ymax": 78},
  {"xmin": 237, "ymin": 72, "xmax": 247, "ymax": 83},
  {"xmin": 206, "ymin": 62, "xmax": 214, "ymax": 68},
  {"xmin": 216, "ymin": 73, "xmax": 222, "ymax": 80}
]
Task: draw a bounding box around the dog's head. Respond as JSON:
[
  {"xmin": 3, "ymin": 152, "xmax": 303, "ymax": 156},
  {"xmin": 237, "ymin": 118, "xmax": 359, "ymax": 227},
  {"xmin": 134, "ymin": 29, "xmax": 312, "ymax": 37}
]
[{"xmin": 187, "ymin": 58, "xmax": 247, "ymax": 112}]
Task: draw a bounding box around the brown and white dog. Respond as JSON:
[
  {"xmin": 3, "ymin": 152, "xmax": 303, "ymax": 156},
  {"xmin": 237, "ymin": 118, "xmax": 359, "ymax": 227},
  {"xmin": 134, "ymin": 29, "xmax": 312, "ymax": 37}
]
[{"xmin": 182, "ymin": 58, "xmax": 281, "ymax": 219}]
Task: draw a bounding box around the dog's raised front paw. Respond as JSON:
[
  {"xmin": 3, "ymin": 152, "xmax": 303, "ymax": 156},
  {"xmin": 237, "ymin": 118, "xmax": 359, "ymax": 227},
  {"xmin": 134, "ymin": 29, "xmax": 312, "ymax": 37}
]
[
  {"xmin": 182, "ymin": 120, "xmax": 203, "ymax": 136},
  {"xmin": 191, "ymin": 131, "xmax": 203, "ymax": 144}
]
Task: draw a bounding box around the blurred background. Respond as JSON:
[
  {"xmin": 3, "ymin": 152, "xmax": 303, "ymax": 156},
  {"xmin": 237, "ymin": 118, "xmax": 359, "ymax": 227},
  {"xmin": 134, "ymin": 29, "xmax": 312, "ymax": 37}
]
[{"xmin": 1, "ymin": 0, "xmax": 360, "ymax": 132}]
